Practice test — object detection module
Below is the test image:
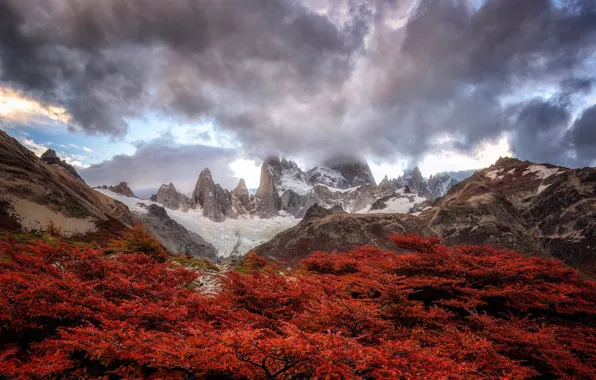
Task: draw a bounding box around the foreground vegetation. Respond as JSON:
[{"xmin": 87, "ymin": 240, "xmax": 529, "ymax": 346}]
[{"xmin": 0, "ymin": 232, "xmax": 594, "ymax": 379}]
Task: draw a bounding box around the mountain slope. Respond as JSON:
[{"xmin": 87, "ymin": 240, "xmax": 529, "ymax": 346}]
[{"xmin": 421, "ymin": 157, "xmax": 596, "ymax": 276}]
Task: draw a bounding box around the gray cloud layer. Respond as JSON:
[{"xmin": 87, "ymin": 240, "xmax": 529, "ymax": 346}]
[
  {"xmin": 1, "ymin": 0, "xmax": 596, "ymax": 168},
  {"xmin": 80, "ymin": 133, "xmax": 239, "ymax": 194}
]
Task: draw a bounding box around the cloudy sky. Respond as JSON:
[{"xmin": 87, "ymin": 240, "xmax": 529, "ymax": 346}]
[{"xmin": 1, "ymin": 0, "xmax": 595, "ymax": 195}]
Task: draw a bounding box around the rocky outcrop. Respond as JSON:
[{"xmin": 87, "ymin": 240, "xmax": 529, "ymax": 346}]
[
  {"xmin": 106, "ymin": 182, "xmax": 137, "ymax": 198},
  {"xmin": 40, "ymin": 149, "xmax": 84, "ymax": 181},
  {"xmin": 135, "ymin": 204, "xmax": 218, "ymax": 261},
  {"xmin": 252, "ymin": 204, "xmax": 436, "ymax": 267},
  {"xmin": 154, "ymin": 183, "xmax": 190, "ymax": 211},
  {"xmin": 369, "ymin": 190, "xmax": 429, "ymax": 214},
  {"xmin": 0, "ymin": 130, "xmax": 132, "ymax": 241}
]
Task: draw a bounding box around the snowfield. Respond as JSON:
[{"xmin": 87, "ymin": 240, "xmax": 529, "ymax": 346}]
[
  {"xmin": 523, "ymin": 165, "xmax": 563, "ymax": 180},
  {"xmin": 360, "ymin": 189, "xmax": 427, "ymax": 214},
  {"xmin": 96, "ymin": 189, "xmax": 300, "ymax": 258}
]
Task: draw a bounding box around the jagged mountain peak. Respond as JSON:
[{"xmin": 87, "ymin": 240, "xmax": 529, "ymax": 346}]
[
  {"xmin": 233, "ymin": 178, "xmax": 249, "ymax": 199},
  {"xmin": 323, "ymin": 157, "xmax": 376, "ymax": 188}
]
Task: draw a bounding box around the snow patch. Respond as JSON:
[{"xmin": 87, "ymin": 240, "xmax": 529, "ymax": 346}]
[
  {"xmin": 537, "ymin": 184, "xmax": 551, "ymax": 194},
  {"xmin": 365, "ymin": 192, "xmax": 427, "ymax": 215},
  {"xmin": 315, "ymin": 184, "xmax": 360, "ymax": 193},
  {"xmin": 485, "ymin": 170, "xmax": 503, "ymax": 180}
]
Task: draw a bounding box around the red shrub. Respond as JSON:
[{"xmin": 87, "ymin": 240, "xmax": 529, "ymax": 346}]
[{"xmin": 0, "ymin": 235, "xmax": 594, "ymax": 379}]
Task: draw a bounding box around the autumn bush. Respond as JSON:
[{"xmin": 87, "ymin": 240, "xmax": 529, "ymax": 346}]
[
  {"xmin": 108, "ymin": 222, "xmax": 168, "ymax": 262},
  {"xmin": 0, "ymin": 234, "xmax": 594, "ymax": 379},
  {"xmin": 44, "ymin": 220, "xmax": 62, "ymax": 239}
]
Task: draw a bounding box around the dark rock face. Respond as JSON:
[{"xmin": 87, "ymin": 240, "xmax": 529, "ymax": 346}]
[
  {"xmin": 306, "ymin": 166, "xmax": 350, "ymax": 189},
  {"xmin": 327, "ymin": 159, "xmax": 377, "ymax": 188},
  {"xmin": 108, "ymin": 182, "xmax": 137, "ymax": 198},
  {"xmin": 136, "ymin": 204, "xmax": 218, "ymax": 261},
  {"xmin": 40, "ymin": 149, "xmax": 60, "ymax": 164},
  {"xmin": 428, "ymin": 174, "xmax": 458, "ymax": 201},
  {"xmin": 254, "ymin": 158, "xmax": 281, "ymax": 217},
  {"xmin": 280, "ymin": 190, "xmax": 307, "ymax": 216},
  {"xmin": 40, "ymin": 149, "xmax": 84, "ymax": 181},
  {"xmin": 154, "ymin": 183, "xmax": 190, "ymax": 211},
  {"xmin": 191, "ymin": 169, "xmax": 232, "ymax": 222}
]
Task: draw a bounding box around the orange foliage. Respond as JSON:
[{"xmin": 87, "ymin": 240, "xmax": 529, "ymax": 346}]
[
  {"xmin": 108, "ymin": 222, "xmax": 168, "ymax": 262},
  {"xmin": 0, "ymin": 235, "xmax": 594, "ymax": 379},
  {"xmin": 44, "ymin": 220, "xmax": 62, "ymax": 238}
]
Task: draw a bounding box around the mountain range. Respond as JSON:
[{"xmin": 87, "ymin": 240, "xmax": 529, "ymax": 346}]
[
  {"xmin": 143, "ymin": 156, "xmax": 456, "ymax": 222},
  {"xmin": 1, "ymin": 129, "xmax": 594, "ymax": 277}
]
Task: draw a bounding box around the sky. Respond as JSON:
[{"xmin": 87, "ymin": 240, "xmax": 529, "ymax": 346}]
[{"xmin": 1, "ymin": 0, "xmax": 595, "ymax": 195}]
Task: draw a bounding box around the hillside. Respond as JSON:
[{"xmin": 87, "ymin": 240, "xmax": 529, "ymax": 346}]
[
  {"xmin": 252, "ymin": 204, "xmax": 435, "ymax": 267},
  {"xmin": 0, "ymin": 130, "xmax": 132, "ymax": 242}
]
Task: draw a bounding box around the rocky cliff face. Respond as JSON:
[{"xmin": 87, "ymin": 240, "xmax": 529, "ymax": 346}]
[
  {"xmin": 232, "ymin": 178, "xmax": 249, "ymax": 200},
  {"xmin": 325, "ymin": 158, "xmax": 377, "ymax": 188},
  {"xmin": 154, "ymin": 183, "xmax": 190, "ymax": 211},
  {"xmin": 135, "ymin": 204, "xmax": 218, "ymax": 261},
  {"xmin": 191, "ymin": 169, "xmax": 233, "ymax": 222},
  {"xmin": 255, "ymin": 158, "xmax": 282, "ymax": 217},
  {"xmin": 427, "ymin": 174, "xmax": 458, "ymax": 200}
]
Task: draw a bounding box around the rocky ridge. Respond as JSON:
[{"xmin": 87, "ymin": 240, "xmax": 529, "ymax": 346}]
[{"xmin": 252, "ymin": 203, "xmax": 436, "ymax": 267}]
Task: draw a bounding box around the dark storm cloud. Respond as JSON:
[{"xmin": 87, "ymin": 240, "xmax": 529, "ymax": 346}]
[
  {"xmin": 357, "ymin": 0, "xmax": 596, "ymax": 165},
  {"xmin": 507, "ymin": 99, "xmax": 574, "ymax": 164},
  {"xmin": 79, "ymin": 133, "xmax": 240, "ymax": 193},
  {"xmin": 568, "ymin": 105, "xmax": 596, "ymax": 165},
  {"xmin": 0, "ymin": 0, "xmax": 366, "ymax": 137},
  {"xmin": 1, "ymin": 0, "xmax": 596, "ymax": 168}
]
